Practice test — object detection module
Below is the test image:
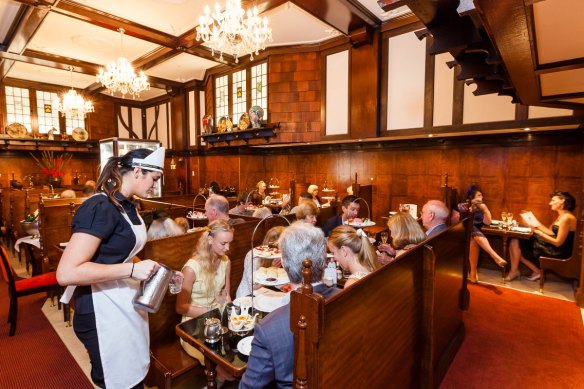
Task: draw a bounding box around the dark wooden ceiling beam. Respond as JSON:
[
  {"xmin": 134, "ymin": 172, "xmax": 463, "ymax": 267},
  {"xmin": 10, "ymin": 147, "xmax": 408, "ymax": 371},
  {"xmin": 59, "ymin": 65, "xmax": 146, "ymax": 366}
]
[
  {"xmin": 377, "ymin": 0, "xmax": 408, "ymax": 12},
  {"xmin": 291, "ymin": 0, "xmax": 378, "ymax": 35},
  {"xmin": 473, "ymin": 0, "xmax": 540, "ymax": 106},
  {"xmin": 0, "ymin": 3, "xmax": 52, "ymax": 79},
  {"xmin": 20, "ymin": 49, "xmax": 100, "ymax": 73}
]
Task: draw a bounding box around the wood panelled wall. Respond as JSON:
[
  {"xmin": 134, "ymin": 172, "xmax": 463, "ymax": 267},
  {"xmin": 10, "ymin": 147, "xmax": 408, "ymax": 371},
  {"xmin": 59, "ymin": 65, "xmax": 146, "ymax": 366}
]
[{"xmin": 196, "ymin": 135, "xmax": 582, "ymax": 227}]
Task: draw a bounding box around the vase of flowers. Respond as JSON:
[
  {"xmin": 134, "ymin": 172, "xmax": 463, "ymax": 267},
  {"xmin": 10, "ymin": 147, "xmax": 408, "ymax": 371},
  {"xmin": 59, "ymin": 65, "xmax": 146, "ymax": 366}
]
[{"xmin": 30, "ymin": 151, "xmax": 72, "ymax": 188}]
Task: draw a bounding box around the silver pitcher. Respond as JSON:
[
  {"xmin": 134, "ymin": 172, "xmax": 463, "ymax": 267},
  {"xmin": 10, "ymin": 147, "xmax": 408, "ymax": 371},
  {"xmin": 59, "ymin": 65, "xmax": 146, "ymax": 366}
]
[
  {"xmin": 203, "ymin": 317, "xmax": 222, "ymax": 344},
  {"xmin": 133, "ymin": 263, "xmax": 174, "ymax": 313}
]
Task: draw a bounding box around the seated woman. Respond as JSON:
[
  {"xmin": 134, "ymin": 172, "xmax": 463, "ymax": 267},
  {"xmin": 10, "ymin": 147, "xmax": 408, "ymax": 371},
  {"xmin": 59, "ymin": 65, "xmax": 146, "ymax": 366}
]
[
  {"xmin": 295, "ymin": 200, "xmax": 319, "ymax": 225},
  {"xmin": 236, "ymin": 226, "xmax": 286, "ymax": 298},
  {"xmin": 506, "ymin": 191, "xmax": 577, "ymax": 282},
  {"xmin": 378, "ymin": 213, "xmax": 426, "ymax": 264},
  {"xmin": 176, "ymin": 220, "xmax": 233, "ymax": 368},
  {"xmin": 147, "ymin": 217, "xmax": 184, "ymax": 240},
  {"xmin": 174, "ymin": 217, "xmax": 189, "ymax": 233},
  {"xmin": 451, "ymin": 184, "xmax": 506, "ymax": 283},
  {"xmin": 327, "ymin": 225, "xmax": 378, "ymax": 287},
  {"xmin": 256, "ymin": 180, "xmax": 267, "ymax": 200},
  {"xmin": 307, "ymin": 184, "xmax": 328, "ymax": 207}
]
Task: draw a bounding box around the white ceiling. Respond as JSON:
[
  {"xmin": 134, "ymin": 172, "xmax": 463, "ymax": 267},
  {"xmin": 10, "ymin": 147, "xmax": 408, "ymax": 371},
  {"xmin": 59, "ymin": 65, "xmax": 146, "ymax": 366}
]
[{"xmin": 2, "ymin": 0, "xmax": 369, "ymax": 101}]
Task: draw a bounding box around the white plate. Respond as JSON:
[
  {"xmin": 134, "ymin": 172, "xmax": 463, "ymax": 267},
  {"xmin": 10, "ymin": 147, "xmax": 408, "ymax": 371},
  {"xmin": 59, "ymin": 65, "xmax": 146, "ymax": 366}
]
[
  {"xmin": 253, "ymin": 291, "xmax": 286, "ymax": 312},
  {"xmin": 254, "ymin": 270, "xmax": 289, "ymax": 286},
  {"xmin": 347, "ymin": 220, "xmax": 376, "ymax": 227},
  {"xmin": 253, "ymin": 246, "xmax": 281, "ymax": 259},
  {"xmin": 237, "ymin": 336, "xmax": 254, "ymax": 356},
  {"xmin": 490, "ymin": 220, "xmax": 502, "ymax": 225},
  {"xmin": 187, "ymin": 215, "xmax": 207, "ymax": 220}
]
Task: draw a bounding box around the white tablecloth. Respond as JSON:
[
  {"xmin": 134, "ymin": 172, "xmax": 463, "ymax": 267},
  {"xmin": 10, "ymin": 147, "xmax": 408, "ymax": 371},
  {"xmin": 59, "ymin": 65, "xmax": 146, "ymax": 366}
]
[{"xmin": 14, "ymin": 236, "xmax": 41, "ymax": 253}]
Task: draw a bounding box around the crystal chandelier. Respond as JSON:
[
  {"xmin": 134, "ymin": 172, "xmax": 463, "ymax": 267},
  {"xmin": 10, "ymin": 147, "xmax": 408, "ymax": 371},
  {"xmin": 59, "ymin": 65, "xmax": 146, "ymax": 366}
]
[
  {"xmin": 53, "ymin": 66, "xmax": 95, "ymax": 119},
  {"xmin": 96, "ymin": 28, "xmax": 150, "ymax": 98},
  {"xmin": 196, "ymin": 0, "xmax": 272, "ymax": 63}
]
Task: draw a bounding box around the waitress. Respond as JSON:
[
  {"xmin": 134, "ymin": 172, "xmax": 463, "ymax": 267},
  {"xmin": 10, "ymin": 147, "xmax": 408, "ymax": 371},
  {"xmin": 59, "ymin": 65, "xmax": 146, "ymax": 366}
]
[{"xmin": 57, "ymin": 147, "xmax": 176, "ymax": 389}]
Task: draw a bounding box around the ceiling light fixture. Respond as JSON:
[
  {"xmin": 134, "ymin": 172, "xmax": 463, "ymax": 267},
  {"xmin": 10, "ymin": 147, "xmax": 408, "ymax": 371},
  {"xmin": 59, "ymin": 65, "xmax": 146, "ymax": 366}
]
[
  {"xmin": 196, "ymin": 0, "xmax": 272, "ymax": 63},
  {"xmin": 53, "ymin": 66, "xmax": 94, "ymax": 119},
  {"xmin": 96, "ymin": 28, "xmax": 150, "ymax": 98}
]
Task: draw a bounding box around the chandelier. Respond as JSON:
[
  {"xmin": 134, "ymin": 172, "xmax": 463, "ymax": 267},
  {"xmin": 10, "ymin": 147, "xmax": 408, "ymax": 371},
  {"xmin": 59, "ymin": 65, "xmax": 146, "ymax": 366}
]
[
  {"xmin": 53, "ymin": 66, "xmax": 94, "ymax": 119},
  {"xmin": 96, "ymin": 28, "xmax": 150, "ymax": 98},
  {"xmin": 196, "ymin": 0, "xmax": 272, "ymax": 63}
]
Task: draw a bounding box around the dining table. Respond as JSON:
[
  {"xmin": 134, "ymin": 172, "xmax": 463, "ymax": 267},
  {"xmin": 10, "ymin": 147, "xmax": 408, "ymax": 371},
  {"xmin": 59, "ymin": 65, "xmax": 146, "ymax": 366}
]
[
  {"xmin": 176, "ymin": 290, "xmax": 284, "ymax": 388},
  {"xmin": 481, "ymin": 225, "xmax": 533, "ymax": 281}
]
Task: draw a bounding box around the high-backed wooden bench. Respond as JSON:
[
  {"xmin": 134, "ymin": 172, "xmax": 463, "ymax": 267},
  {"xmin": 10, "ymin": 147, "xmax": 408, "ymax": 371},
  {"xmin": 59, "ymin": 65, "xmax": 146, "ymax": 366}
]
[
  {"xmin": 38, "ymin": 196, "xmax": 87, "ymax": 273},
  {"xmin": 290, "ymin": 219, "xmax": 470, "ymax": 388},
  {"xmin": 140, "ymin": 217, "xmax": 283, "ymax": 389}
]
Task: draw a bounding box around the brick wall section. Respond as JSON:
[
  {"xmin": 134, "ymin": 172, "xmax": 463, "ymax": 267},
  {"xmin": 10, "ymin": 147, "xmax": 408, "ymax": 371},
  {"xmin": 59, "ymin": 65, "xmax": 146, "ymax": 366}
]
[{"xmin": 269, "ymin": 52, "xmax": 321, "ymax": 143}]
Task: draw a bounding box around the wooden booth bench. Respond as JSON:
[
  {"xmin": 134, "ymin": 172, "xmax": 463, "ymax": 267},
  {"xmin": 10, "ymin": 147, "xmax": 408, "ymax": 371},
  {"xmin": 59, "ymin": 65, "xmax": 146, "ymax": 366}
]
[{"xmin": 290, "ymin": 218, "xmax": 471, "ymax": 389}]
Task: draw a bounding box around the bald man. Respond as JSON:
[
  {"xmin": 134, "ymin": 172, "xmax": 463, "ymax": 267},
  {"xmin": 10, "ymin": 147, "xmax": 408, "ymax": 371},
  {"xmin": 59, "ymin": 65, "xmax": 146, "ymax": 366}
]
[{"xmin": 421, "ymin": 200, "xmax": 449, "ymax": 237}]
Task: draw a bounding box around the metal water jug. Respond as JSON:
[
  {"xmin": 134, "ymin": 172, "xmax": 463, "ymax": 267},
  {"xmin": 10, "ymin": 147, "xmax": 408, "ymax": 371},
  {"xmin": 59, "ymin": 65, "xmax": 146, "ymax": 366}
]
[{"xmin": 133, "ymin": 263, "xmax": 174, "ymax": 313}]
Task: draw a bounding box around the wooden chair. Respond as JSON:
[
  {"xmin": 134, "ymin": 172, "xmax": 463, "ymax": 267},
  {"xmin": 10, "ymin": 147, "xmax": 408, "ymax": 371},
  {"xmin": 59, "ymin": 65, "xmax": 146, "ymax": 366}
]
[
  {"xmin": 539, "ymin": 193, "xmax": 583, "ymax": 293},
  {"xmin": 0, "ymin": 243, "xmax": 62, "ymax": 336}
]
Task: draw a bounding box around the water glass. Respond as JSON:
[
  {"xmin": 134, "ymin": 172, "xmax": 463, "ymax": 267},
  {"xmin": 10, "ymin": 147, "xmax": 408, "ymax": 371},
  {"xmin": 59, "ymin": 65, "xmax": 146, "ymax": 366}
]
[
  {"xmin": 380, "ymin": 232, "xmax": 389, "ymax": 244},
  {"xmin": 507, "ymin": 213, "xmax": 513, "ymax": 229},
  {"xmin": 168, "ymin": 273, "xmax": 183, "ymax": 294}
]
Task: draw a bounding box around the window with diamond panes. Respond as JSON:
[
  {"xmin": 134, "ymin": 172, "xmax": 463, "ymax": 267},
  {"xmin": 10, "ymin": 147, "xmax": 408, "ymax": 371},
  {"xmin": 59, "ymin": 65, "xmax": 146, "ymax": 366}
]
[
  {"xmin": 215, "ymin": 75, "xmax": 229, "ymax": 129},
  {"xmin": 232, "ymin": 70, "xmax": 247, "ymax": 126},
  {"xmin": 35, "ymin": 90, "xmax": 60, "ymax": 134},
  {"xmin": 251, "ymin": 62, "xmax": 268, "ymax": 120},
  {"xmin": 5, "ymin": 86, "xmax": 32, "ymax": 131},
  {"xmin": 65, "ymin": 116, "xmax": 86, "ymax": 135}
]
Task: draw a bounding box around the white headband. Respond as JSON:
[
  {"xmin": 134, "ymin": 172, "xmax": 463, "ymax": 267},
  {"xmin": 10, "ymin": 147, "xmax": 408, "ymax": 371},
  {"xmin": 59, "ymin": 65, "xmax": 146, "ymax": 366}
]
[{"xmin": 131, "ymin": 147, "xmax": 165, "ymax": 173}]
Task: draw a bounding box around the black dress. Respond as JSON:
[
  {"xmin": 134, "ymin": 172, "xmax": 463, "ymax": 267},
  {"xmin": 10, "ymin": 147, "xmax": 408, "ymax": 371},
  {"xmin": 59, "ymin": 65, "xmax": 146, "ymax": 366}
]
[
  {"xmin": 455, "ymin": 202, "xmax": 485, "ymax": 238},
  {"xmin": 520, "ymin": 224, "xmax": 575, "ymax": 265}
]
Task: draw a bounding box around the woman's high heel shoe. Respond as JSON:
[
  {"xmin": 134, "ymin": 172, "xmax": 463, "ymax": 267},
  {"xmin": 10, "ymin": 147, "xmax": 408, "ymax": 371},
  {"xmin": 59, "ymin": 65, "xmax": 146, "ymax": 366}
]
[
  {"xmin": 526, "ymin": 272, "xmax": 541, "ymax": 281},
  {"xmin": 504, "ymin": 271, "xmax": 520, "ymax": 282},
  {"xmin": 495, "ymin": 258, "xmax": 508, "ymax": 269}
]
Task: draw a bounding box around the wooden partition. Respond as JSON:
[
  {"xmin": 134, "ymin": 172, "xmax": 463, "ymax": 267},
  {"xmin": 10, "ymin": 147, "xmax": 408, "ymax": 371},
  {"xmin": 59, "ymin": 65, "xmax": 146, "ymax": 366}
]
[
  {"xmin": 290, "ymin": 220, "xmax": 470, "ymax": 388},
  {"xmin": 38, "ymin": 196, "xmax": 87, "ymax": 273},
  {"xmin": 351, "ymin": 183, "xmax": 373, "ymax": 219}
]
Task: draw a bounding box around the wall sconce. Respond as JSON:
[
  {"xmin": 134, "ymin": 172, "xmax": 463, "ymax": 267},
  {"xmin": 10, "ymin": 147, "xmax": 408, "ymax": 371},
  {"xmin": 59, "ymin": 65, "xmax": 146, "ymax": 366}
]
[{"xmin": 170, "ymin": 157, "xmax": 177, "ymax": 170}]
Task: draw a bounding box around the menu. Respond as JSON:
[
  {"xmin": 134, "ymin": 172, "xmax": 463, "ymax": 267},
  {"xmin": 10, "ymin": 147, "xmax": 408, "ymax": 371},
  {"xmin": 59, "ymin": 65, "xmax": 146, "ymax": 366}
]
[{"xmin": 520, "ymin": 211, "xmax": 541, "ymax": 227}]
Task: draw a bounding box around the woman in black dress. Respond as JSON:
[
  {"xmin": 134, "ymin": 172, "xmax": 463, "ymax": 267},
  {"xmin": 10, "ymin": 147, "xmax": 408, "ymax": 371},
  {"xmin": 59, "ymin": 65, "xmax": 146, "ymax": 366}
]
[
  {"xmin": 451, "ymin": 184, "xmax": 506, "ymax": 283},
  {"xmin": 506, "ymin": 191, "xmax": 577, "ymax": 281}
]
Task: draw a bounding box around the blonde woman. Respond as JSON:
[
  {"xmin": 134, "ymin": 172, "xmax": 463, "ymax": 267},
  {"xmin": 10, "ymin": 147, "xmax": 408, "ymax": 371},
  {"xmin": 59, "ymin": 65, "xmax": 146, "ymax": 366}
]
[
  {"xmin": 176, "ymin": 219, "xmax": 233, "ymax": 365},
  {"xmin": 295, "ymin": 200, "xmax": 319, "ymax": 225},
  {"xmin": 236, "ymin": 226, "xmax": 286, "ymax": 298},
  {"xmin": 307, "ymin": 184, "xmax": 328, "ymax": 207},
  {"xmin": 378, "ymin": 213, "xmax": 426, "ymax": 263},
  {"xmin": 328, "ymin": 225, "xmax": 378, "ymax": 287}
]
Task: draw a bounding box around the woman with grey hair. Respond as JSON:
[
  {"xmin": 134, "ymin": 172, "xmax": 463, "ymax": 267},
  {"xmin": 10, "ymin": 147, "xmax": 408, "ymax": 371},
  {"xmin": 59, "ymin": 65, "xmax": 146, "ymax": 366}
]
[{"xmin": 279, "ymin": 221, "xmax": 327, "ymax": 284}]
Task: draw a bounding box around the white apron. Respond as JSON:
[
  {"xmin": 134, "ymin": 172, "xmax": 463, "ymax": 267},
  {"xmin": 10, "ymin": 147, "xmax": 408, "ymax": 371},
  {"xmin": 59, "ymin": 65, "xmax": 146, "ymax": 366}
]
[{"xmin": 61, "ymin": 204, "xmax": 149, "ymax": 389}]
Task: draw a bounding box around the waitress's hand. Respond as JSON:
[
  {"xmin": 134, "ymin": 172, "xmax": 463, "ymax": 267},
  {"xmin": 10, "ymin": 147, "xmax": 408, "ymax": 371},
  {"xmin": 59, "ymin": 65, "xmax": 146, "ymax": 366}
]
[{"xmin": 131, "ymin": 259, "xmax": 160, "ymax": 281}]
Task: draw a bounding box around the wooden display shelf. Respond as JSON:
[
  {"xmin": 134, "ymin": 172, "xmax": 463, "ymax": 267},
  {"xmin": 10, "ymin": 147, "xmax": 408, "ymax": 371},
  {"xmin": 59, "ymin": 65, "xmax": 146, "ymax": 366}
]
[
  {"xmin": 0, "ymin": 138, "xmax": 98, "ymax": 152},
  {"xmin": 200, "ymin": 123, "xmax": 279, "ymax": 146}
]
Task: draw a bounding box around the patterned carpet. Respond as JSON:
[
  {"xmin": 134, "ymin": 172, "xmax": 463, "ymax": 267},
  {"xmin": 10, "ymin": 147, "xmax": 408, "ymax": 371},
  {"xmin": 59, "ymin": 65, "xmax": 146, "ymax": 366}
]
[{"xmin": 0, "ymin": 279, "xmax": 93, "ymax": 389}]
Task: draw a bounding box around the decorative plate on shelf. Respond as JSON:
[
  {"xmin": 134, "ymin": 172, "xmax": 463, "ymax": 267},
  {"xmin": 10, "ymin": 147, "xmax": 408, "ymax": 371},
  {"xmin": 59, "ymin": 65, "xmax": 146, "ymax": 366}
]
[
  {"xmin": 72, "ymin": 127, "xmax": 88, "ymax": 141},
  {"xmin": 6, "ymin": 123, "xmax": 28, "ymax": 138},
  {"xmin": 248, "ymin": 106, "xmax": 264, "ymax": 128}
]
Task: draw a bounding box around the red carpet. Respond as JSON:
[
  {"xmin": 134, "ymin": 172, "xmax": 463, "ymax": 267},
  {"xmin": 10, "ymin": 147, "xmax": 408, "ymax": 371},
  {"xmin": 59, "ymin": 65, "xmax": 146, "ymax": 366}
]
[
  {"xmin": 440, "ymin": 283, "xmax": 584, "ymax": 389},
  {"xmin": 0, "ymin": 280, "xmax": 93, "ymax": 389}
]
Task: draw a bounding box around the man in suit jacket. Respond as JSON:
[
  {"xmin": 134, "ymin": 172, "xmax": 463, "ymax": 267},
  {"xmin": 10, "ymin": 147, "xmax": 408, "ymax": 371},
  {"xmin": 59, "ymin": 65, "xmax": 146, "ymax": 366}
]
[
  {"xmin": 239, "ymin": 222, "xmax": 339, "ymax": 389},
  {"xmin": 322, "ymin": 195, "xmax": 361, "ymax": 236},
  {"xmin": 421, "ymin": 200, "xmax": 449, "ymax": 237}
]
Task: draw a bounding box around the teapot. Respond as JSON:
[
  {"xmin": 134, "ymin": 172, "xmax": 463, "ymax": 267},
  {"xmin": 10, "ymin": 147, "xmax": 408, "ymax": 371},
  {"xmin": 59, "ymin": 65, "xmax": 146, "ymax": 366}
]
[{"xmin": 204, "ymin": 317, "xmax": 222, "ymax": 344}]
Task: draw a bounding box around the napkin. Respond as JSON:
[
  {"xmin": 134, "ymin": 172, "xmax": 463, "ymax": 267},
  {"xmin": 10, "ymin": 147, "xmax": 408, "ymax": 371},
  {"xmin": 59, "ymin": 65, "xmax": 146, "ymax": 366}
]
[{"xmin": 511, "ymin": 226, "xmax": 532, "ymax": 233}]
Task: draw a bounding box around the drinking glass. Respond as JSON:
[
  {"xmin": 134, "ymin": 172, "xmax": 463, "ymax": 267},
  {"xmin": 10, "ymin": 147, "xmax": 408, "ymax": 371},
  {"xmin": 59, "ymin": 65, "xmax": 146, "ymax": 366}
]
[
  {"xmin": 380, "ymin": 231, "xmax": 389, "ymax": 244},
  {"xmin": 168, "ymin": 272, "xmax": 183, "ymax": 294},
  {"xmin": 215, "ymin": 294, "xmax": 228, "ymax": 333},
  {"xmin": 500, "ymin": 212, "xmax": 508, "ymax": 229},
  {"xmin": 507, "ymin": 213, "xmax": 513, "ymax": 229}
]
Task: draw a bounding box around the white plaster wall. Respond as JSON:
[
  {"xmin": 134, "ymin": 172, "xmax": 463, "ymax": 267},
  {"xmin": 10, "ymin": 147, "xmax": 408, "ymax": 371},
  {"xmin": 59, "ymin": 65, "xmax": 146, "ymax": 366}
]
[
  {"xmin": 463, "ymin": 84, "xmax": 515, "ymax": 123},
  {"xmin": 528, "ymin": 105, "xmax": 573, "ymax": 118},
  {"xmin": 387, "ymin": 32, "xmax": 425, "ymax": 130},
  {"xmin": 433, "ymin": 53, "xmax": 454, "ymax": 127},
  {"xmin": 325, "ymin": 50, "xmax": 349, "ymax": 135}
]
